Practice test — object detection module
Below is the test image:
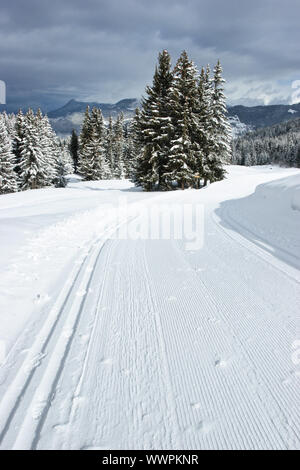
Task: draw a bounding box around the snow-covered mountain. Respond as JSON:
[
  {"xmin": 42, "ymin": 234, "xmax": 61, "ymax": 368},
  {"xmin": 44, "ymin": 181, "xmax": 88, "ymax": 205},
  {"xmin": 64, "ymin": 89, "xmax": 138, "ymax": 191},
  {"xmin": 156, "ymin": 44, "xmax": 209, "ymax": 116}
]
[
  {"xmin": 47, "ymin": 98, "xmax": 300, "ymax": 137},
  {"xmin": 227, "ymin": 102, "xmax": 300, "ymax": 128},
  {"xmin": 48, "ymin": 98, "xmax": 139, "ymax": 136},
  {"xmin": 228, "ymin": 115, "xmax": 253, "ymax": 137},
  {"xmin": 2, "ymin": 98, "xmax": 300, "ymax": 137}
]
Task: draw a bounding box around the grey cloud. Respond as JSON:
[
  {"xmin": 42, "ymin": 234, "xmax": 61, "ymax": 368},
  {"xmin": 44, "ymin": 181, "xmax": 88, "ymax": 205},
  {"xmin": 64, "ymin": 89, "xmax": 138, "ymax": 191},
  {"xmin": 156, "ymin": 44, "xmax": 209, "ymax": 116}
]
[{"xmin": 0, "ymin": 0, "xmax": 299, "ymax": 110}]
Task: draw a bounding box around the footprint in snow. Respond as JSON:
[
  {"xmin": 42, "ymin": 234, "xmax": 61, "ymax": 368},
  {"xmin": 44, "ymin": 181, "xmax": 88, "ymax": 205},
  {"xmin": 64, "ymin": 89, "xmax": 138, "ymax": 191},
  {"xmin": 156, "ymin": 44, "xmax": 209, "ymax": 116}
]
[
  {"xmin": 215, "ymin": 359, "xmax": 227, "ymax": 368},
  {"xmin": 34, "ymin": 293, "xmax": 51, "ymax": 305},
  {"xmin": 197, "ymin": 419, "xmax": 214, "ymax": 434},
  {"xmin": 191, "ymin": 402, "xmax": 202, "ymax": 410},
  {"xmin": 100, "ymin": 357, "xmax": 113, "ymax": 365},
  {"xmin": 166, "ymin": 296, "xmax": 177, "ymax": 302}
]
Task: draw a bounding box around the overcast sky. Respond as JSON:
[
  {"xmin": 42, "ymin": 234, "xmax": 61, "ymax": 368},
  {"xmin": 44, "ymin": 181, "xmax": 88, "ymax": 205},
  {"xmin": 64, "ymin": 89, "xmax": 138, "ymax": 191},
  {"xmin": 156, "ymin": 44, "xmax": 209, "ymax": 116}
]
[{"xmin": 1, "ymin": 0, "xmax": 300, "ymax": 111}]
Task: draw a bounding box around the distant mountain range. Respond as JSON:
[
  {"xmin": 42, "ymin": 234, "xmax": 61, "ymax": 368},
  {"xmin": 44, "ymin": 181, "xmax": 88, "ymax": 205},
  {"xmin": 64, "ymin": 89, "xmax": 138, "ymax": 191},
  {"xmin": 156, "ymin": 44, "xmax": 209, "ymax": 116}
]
[
  {"xmin": 228, "ymin": 102, "xmax": 300, "ymax": 128},
  {"xmin": 47, "ymin": 98, "xmax": 139, "ymax": 136},
  {"xmin": 1, "ymin": 97, "xmax": 300, "ymax": 137},
  {"xmin": 49, "ymin": 99, "xmax": 300, "ymax": 137}
]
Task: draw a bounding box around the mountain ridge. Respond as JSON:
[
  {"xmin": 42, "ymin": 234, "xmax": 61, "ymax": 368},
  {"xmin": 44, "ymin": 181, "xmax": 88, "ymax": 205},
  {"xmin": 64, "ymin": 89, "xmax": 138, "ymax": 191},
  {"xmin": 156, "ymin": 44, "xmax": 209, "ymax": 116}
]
[
  {"xmin": 1, "ymin": 98, "xmax": 300, "ymax": 137},
  {"xmin": 48, "ymin": 98, "xmax": 300, "ymax": 136}
]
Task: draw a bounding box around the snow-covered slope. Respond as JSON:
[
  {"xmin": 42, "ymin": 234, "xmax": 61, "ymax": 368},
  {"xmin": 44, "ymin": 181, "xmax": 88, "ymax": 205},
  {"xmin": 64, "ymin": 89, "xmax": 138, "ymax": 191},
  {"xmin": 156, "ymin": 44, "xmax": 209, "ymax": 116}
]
[
  {"xmin": 216, "ymin": 172, "xmax": 300, "ymax": 270},
  {"xmin": 0, "ymin": 166, "xmax": 299, "ymax": 450},
  {"xmin": 256, "ymin": 173, "xmax": 300, "ymax": 212},
  {"xmin": 228, "ymin": 115, "xmax": 253, "ymax": 137}
]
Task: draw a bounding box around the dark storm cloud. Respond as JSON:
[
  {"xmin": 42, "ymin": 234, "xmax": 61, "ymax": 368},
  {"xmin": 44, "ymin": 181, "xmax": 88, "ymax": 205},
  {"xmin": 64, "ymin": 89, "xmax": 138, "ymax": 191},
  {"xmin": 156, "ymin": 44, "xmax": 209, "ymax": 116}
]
[{"xmin": 0, "ymin": 0, "xmax": 299, "ymax": 110}]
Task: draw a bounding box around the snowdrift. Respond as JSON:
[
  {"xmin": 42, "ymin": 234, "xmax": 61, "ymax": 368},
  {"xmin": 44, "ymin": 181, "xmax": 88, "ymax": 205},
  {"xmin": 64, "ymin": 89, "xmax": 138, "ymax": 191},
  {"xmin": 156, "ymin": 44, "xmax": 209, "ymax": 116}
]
[
  {"xmin": 255, "ymin": 173, "xmax": 300, "ymax": 212},
  {"xmin": 217, "ymin": 172, "xmax": 300, "ymax": 271}
]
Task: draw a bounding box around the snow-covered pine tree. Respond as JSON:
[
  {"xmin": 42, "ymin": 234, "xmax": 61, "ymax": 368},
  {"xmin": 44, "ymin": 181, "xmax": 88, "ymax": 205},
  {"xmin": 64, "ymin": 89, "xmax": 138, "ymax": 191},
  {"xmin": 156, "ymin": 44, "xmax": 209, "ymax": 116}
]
[
  {"xmin": 61, "ymin": 141, "xmax": 74, "ymax": 175},
  {"xmin": 19, "ymin": 109, "xmax": 50, "ymax": 190},
  {"xmin": 0, "ymin": 116, "xmax": 18, "ymax": 194},
  {"xmin": 2, "ymin": 111, "xmax": 16, "ymax": 141},
  {"xmin": 13, "ymin": 109, "xmax": 26, "ymax": 180},
  {"xmin": 112, "ymin": 113, "xmax": 125, "ymax": 178},
  {"xmin": 53, "ymin": 141, "xmax": 74, "ymax": 187},
  {"xmin": 105, "ymin": 116, "xmax": 115, "ymax": 176},
  {"xmin": 38, "ymin": 111, "xmax": 59, "ymax": 183},
  {"xmin": 208, "ymin": 60, "xmax": 231, "ymax": 181},
  {"xmin": 78, "ymin": 106, "xmax": 92, "ymax": 177},
  {"xmin": 134, "ymin": 50, "xmax": 174, "ymax": 190},
  {"xmin": 69, "ymin": 129, "xmax": 79, "ymax": 173},
  {"xmin": 166, "ymin": 51, "xmax": 199, "ymax": 189},
  {"xmin": 195, "ymin": 65, "xmax": 216, "ymax": 186},
  {"xmin": 167, "ymin": 102, "xmax": 194, "ymax": 190},
  {"xmin": 79, "ymin": 107, "xmax": 110, "ymax": 180},
  {"xmin": 123, "ymin": 120, "xmax": 138, "ymax": 179},
  {"xmin": 83, "ymin": 132, "xmax": 110, "ymax": 180},
  {"xmin": 132, "ymin": 108, "xmax": 153, "ymax": 191}
]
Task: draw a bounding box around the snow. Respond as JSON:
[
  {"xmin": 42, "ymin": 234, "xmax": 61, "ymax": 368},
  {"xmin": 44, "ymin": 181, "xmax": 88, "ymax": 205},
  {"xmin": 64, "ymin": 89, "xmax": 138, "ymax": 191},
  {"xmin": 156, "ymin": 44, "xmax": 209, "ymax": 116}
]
[
  {"xmin": 288, "ymin": 109, "xmax": 298, "ymax": 114},
  {"xmin": 229, "ymin": 115, "xmax": 252, "ymax": 137},
  {"xmin": 0, "ymin": 165, "xmax": 300, "ymax": 450}
]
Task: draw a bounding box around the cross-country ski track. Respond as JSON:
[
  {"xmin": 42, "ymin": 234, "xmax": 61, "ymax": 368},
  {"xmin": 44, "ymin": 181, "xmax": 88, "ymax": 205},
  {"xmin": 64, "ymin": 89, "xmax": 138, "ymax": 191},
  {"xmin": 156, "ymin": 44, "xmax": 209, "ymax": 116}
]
[{"xmin": 0, "ymin": 166, "xmax": 299, "ymax": 450}]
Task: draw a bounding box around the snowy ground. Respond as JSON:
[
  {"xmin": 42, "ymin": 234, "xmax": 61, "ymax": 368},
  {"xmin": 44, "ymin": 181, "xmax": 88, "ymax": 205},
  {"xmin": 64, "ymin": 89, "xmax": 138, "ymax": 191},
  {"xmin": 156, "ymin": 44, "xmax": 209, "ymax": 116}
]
[{"xmin": 0, "ymin": 166, "xmax": 299, "ymax": 450}]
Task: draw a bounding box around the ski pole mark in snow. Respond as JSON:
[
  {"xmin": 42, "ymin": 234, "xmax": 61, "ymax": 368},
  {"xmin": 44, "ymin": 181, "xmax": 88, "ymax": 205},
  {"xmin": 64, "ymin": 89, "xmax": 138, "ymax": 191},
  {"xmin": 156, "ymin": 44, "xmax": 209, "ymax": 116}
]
[{"xmin": 0, "ymin": 215, "xmax": 140, "ymax": 449}]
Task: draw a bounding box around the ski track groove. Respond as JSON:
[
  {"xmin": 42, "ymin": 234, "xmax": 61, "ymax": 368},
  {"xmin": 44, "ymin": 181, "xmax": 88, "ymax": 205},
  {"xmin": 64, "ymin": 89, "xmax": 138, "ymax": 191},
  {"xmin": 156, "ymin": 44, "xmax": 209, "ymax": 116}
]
[
  {"xmin": 142, "ymin": 243, "xmax": 183, "ymax": 449},
  {"xmin": 145, "ymin": 230, "xmax": 299, "ymax": 449},
  {"xmin": 0, "ymin": 214, "xmax": 138, "ymax": 450},
  {"xmin": 172, "ymin": 210, "xmax": 299, "ymax": 448},
  {"xmin": 146, "ymin": 242, "xmax": 269, "ymax": 449},
  {"xmin": 209, "ymin": 208, "xmax": 300, "ymax": 447},
  {"xmin": 0, "ymin": 239, "xmax": 94, "ymax": 447},
  {"xmin": 58, "ymin": 240, "xmax": 183, "ymax": 450}
]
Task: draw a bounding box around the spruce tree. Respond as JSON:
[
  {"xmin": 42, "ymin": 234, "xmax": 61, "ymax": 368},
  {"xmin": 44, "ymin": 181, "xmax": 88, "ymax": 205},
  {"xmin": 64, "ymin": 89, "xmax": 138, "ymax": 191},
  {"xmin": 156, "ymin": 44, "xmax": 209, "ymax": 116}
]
[
  {"xmin": 123, "ymin": 121, "xmax": 138, "ymax": 179},
  {"xmin": 135, "ymin": 50, "xmax": 174, "ymax": 190},
  {"xmin": 78, "ymin": 106, "xmax": 92, "ymax": 177},
  {"xmin": 19, "ymin": 109, "xmax": 50, "ymax": 190},
  {"xmin": 105, "ymin": 116, "xmax": 114, "ymax": 176},
  {"xmin": 209, "ymin": 60, "xmax": 231, "ymax": 180},
  {"xmin": 40, "ymin": 113, "xmax": 60, "ymax": 183},
  {"xmin": 0, "ymin": 116, "xmax": 18, "ymax": 194},
  {"xmin": 53, "ymin": 143, "xmax": 74, "ymax": 187},
  {"xmin": 14, "ymin": 109, "xmax": 26, "ymax": 180},
  {"xmin": 196, "ymin": 65, "xmax": 216, "ymax": 186},
  {"xmin": 70, "ymin": 129, "xmax": 79, "ymax": 173},
  {"xmin": 168, "ymin": 103, "xmax": 194, "ymax": 190},
  {"xmin": 112, "ymin": 113, "xmax": 125, "ymax": 178},
  {"xmin": 166, "ymin": 51, "xmax": 199, "ymax": 189},
  {"xmin": 79, "ymin": 106, "xmax": 110, "ymax": 180}
]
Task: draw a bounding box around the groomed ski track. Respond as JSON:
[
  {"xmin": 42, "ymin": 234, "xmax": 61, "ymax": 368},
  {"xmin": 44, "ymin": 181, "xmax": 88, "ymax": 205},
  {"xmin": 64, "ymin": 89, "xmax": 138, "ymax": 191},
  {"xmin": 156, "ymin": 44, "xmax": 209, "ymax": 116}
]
[{"xmin": 0, "ymin": 167, "xmax": 299, "ymax": 450}]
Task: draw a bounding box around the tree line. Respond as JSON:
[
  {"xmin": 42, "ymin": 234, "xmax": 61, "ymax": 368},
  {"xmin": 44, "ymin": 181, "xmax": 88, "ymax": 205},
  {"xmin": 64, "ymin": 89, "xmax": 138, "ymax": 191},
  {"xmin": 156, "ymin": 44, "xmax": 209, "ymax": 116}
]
[
  {"xmin": 0, "ymin": 49, "xmax": 232, "ymax": 195},
  {"xmin": 75, "ymin": 108, "xmax": 135, "ymax": 181},
  {"xmin": 77, "ymin": 50, "xmax": 232, "ymax": 190},
  {"xmin": 132, "ymin": 50, "xmax": 231, "ymax": 190},
  {"xmin": 0, "ymin": 109, "xmax": 73, "ymax": 194},
  {"xmin": 232, "ymin": 117, "xmax": 300, "ymax": 167}
]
